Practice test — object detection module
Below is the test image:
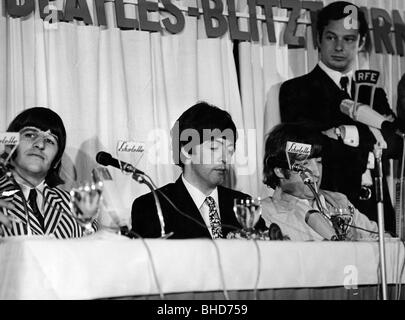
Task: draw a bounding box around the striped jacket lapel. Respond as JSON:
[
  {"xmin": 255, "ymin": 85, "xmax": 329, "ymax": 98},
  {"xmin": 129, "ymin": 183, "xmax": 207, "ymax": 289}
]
[
  {"xmin": 0, "ymin": 176, "xmax": 28, "ymax": 227},
  {"xmin": 0, "ymin": 175, "xmax": 43, "ymax": 234},
  {"xmin": 43, "ymin": 186, "xmax": 65, "ymax": 235}
]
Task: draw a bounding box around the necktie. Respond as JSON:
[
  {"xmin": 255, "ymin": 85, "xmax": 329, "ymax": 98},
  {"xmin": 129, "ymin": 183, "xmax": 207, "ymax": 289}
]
[
  {"xmin": 205, "ymin": 196, "xmax": 223, "ymax": 239},
  {"xmin": 340, "ymin": 76, "xmax": 350, "ymax": 96},
  {"xmin": 28, "ymin": 189, "xmax": 44, "ymax": 231}
]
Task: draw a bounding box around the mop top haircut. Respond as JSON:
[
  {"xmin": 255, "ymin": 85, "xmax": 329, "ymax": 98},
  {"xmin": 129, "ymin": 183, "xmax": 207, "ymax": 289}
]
[
  {"xmin": 7, "ymin": 107, "xmax": 67, "ymax": 187},
  {"xmin": 171, "ymin": 101, "xmax": 238, "ymax": 168},
  {"xmin": 263, "ymin": 123, "xmax": 323, "ymax": 189}
]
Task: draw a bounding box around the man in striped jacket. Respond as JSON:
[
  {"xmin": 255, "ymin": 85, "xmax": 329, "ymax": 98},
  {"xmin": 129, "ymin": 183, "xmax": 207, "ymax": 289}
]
[{"xmin": 0, "ymin": 107, "xmax": 97, "ymax": 238}]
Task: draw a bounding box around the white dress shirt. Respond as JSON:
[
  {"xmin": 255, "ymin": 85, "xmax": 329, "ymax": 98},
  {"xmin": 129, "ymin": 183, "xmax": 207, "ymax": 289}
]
[
  {"xmin": 182, "ymin": 175, "xmax": 220, "ymax": 238},
  {"xmin": 261, "ymin": 187, "xmax": 379, "ymax": 241},
  {"xmin": 318, "ymin": 61, "xmax": 354, "ymax": 96},
  {"xmin": 12, "ymin": 174, "xmax": 46, "ymax": 216}
]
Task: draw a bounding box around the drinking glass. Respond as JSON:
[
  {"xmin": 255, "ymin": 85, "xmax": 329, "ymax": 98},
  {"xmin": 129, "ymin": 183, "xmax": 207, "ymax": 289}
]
[
  {"xmin": 69, "ymin": 181, "xmax": 103, "ymax": 235},
  {"xmin": 233, "ymin": 197, "xmax": 262, "ymax": 235},
  {"xmin": 330, "ymin": 206, "xmax": 354, "ymax": 240}
]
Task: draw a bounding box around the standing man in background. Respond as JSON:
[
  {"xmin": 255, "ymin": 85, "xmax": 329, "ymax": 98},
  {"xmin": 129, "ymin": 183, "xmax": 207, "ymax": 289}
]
[{"xmin": 279, "ymin": 1, "xmax": 403, "ymax": 234}]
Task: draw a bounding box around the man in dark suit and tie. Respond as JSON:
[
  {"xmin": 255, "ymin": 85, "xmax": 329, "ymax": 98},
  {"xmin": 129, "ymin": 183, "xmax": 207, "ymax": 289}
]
[
  {"xmin": 131, "ymin": 102, "xmax": 265, "ymax": 239},
  {"xmin": 278, "ymin": 1, "xmax": 402, "ymax": 234}
]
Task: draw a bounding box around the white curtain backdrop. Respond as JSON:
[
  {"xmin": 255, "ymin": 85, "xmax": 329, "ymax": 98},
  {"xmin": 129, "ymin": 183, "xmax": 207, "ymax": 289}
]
[{"xmin": 1, "ymin": 0, "xmax": 405, "ymax": 226}]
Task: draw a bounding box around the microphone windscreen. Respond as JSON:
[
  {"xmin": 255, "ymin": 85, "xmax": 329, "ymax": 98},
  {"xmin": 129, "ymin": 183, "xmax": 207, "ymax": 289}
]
[
  {"xmin": 355, "ymin": 104, "xmax": 385, "ymax": 129},
  {"xmin": 340, "ymin": 99, "xmax": 386, "ymax": 130},
  {"xmin": 96, "ymin": 151, "xmax": 112, "ymax": 166},
  {"xmin": 340, "ymin": 99, "xmax": 354, "ymax": 118},
  {"xmin": 305, "ymin": 210, "xmax": 337, "ymax": 240}
]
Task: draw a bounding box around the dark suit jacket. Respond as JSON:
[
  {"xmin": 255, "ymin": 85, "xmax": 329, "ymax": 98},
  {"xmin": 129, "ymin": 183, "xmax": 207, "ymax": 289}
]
[
  {"xmin": 279, "ymin": 65, "xmax": 400, "ymax": 234},
  {"xmin": 131, "ymin": 177, "xmax": 266, "ymax": 239}
]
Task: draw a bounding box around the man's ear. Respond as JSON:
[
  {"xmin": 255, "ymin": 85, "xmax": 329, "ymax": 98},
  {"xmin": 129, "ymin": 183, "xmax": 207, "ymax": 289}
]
[
  {"xmin": 316, "ymin": 34, "xmax": 322, "ymax": 49},
  {"xmin": 274, "ymin": 167, "xmax": 286, "ymax": 179},
  {"xmin": 180, "ymin": 146, "xmax": 192, "ymax": 165},
  {"xmin": 358, "ymin": 35, "xmax": 366, "ymax": 51}
]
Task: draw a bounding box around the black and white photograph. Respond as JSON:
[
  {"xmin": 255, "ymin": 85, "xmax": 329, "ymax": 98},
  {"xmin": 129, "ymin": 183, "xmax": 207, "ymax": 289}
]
[{"xmin": 1, "ymin": 0, "xmax": 405, "ymax": 307}]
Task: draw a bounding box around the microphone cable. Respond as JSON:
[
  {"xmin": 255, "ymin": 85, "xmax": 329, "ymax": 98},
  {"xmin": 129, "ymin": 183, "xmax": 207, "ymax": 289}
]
[
  {"xmin": 377, "ymin": 260, "xmax": 382, "ymax": 300},
  {"xmin": 153, "ymin": 182, "xmax": 264, "ymax": 300},
  {"xmin": 303, "ymin": 173, "xmax": 382, "ymax": 238},
  {"xmin": 334, "ymin": 221, "xmax": 379, "ymax": 235},
  {"xmin": 210, "ymin": 238, "xmax": 230, "ymax": 300},
  {"xmin": 252, "ymin": 239, "xmax": 262, "ymax": 300},
  {"xmin": 395, "ymin": 239, "xmax": 405, "ymax": 300},
  {"xmin": 115, "ymin": 169, "xmax": 230, "ymax": 298},
  {"xmin": 139, "ymin": 173, "xmax": 233, "ymax": 299},
  {"xmin": 394, "ymin": 137, "xmax": 405, "ymax": 299},
  {"xmin": 398, "ymin": 135, "xmax": 405, "ymax": 240},
  {"xmin": 127, "ymin": 229, "xmax": 165, "ymax": 299},
  {"xmin": 135, "ymin": 173, "xmax": 269, "ymax": 299},
  {"xmin": 99, "ymin": 171, "xmax": 164, "ymax": 298},
  {"xmin": 305, "ymin": 181, "xmax": 327, "ymax": 217},
  {"xmin": 143, "ymin": 174, "xmax": 240, "ymax": 234}
]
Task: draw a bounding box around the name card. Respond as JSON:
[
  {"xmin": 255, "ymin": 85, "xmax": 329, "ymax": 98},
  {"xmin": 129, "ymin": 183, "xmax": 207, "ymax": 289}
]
[
  {"xmin": 116, "ymin": 141, "xmax": 145, "ymax": 153},
  {"xmin": 286, "ymin": 142, "xmax": 311, "ymax": 156},
  {"xmin": 0, "ymin": 133, "xmax": 20, "ymax": 145},
  {"xmin": 285, "ymin": 141, "xmax": 312, "ymax": 170},
  {"xmin": 116, "ymin": 140, "xmax": 145, "ymax": 168}
]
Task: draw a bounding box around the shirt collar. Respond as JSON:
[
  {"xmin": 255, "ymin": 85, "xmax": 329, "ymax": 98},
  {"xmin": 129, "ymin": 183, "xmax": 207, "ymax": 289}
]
[
  {"xmin": 272, "ymin": 187, "xmax": 306, "ymax": 208},
  {"xmin": 11, "ymin": 172, "xmax": 46, "ymax": 200},
  {"xmin": 318, "ymin": 61, "xmax": 354, "ymax": 90},
  {"xmin": 272, "ymin": 187, "xmax": 327, "ymax": 210},
  {"xmin": 182, "ymin": 175, "xmax": 219, "ymax": 210}
]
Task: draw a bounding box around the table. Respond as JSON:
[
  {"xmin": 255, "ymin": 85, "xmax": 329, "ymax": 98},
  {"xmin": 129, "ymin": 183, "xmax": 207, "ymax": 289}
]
[{"xmin": 0, "ymin": 231, "xmax": 404, "ymax": 299}]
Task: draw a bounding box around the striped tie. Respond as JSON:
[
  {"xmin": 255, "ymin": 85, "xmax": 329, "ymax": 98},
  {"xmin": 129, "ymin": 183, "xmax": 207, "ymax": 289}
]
[{"xmin": 205, "ymin": 196, "xmax": 223, "ymax": 239}]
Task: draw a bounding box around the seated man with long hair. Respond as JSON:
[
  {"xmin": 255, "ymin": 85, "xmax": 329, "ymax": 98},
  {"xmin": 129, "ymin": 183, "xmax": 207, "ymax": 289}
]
[
  {"xmin": 0, "ymin": 107, "xmax": 98, "ymax": 238},
  {"xmin": 261, "ymin": 123, "xmax": 382, "ymax": 241}
]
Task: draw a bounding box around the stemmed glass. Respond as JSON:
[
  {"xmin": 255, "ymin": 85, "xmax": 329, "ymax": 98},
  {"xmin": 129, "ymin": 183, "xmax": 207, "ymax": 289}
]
[
  {"xmin": 330, "ymin": 207, "xmax": 354, "ymax": 240},
  {"xmin": 233, "ymin": 197, "xmax": 262, "ymax": 238},
  {"xmin": 69, "ymin": 181, "xmax": 103, "ymax": 235}
]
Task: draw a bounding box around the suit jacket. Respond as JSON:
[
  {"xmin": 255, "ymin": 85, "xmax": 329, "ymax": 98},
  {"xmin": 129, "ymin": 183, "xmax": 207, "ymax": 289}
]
[
  {"xmin": 279, "ymin": 65, "xmax": 399, "ymax": 234},
  {"xmin": 131, "ymin": 177, "xmax": 266, "ymax": 239},
  {"xmin": 0, "ymin": 175, "xmax": 93, "ymax": 238}
]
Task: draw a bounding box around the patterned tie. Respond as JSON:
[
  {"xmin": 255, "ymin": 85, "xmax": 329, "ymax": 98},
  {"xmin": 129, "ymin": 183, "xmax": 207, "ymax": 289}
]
[
  {"xmin": 205, "ymin": 196, "xmax": 223, "ymax": 239},
  {"xmin": 28, "ymin": 189, "xmax": 44, "ymax": 231},
  {"xmin": 340, "ymin": 76, "xmax": 350, "ymax": 96}
]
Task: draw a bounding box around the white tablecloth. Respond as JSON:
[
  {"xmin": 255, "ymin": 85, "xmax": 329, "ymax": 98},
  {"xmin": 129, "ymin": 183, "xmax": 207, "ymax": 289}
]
[{"xmin": 0, "ymin": 231, "xmax": 404, "ymax": 299}]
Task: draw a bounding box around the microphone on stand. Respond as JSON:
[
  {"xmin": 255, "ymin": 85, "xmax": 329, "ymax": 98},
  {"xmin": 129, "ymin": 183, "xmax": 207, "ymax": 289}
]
[
  {"xmin": 353, "ymin": 70, "xmax": 380, "ymax": 108},
  {"xmin": 291, "ymin": 163, "xmax": 314, "ymax": 184},
  {"xmin": 95, "ymin": 151, "xmax": 145, "ymax": 175},
  {"xmin": 291, "ymin": 163, "xmax": 312, "ymax": 174},
  {"xmin": 305, "ymin": 209, "xmax": 338, "ymax": 241},
  {"xmin": 340, "ymin": 99, "xmax": 402, "ymax": 134},
  {"xmin": 351, "ymin": 69, "xmax": 389, "ymax": 300},
  {"xmin": 95, "ymin": 151, "xmax": 172, "ymax": 239}
]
